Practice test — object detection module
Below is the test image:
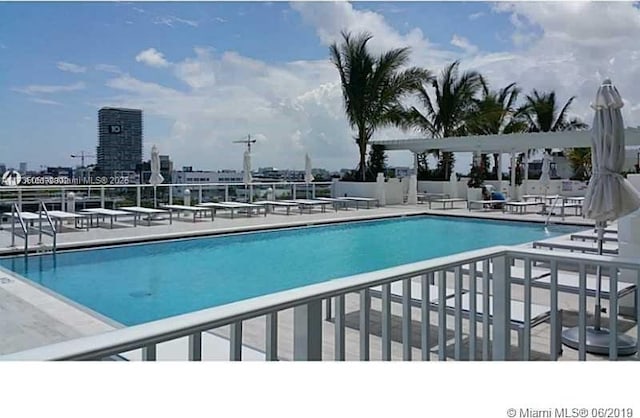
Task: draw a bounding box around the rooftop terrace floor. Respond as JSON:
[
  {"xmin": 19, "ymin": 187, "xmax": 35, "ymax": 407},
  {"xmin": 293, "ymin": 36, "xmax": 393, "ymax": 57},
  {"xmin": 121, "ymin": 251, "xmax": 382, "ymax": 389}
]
[{"xmin": 2, "ymin": 202, "xmax": 630, "ymax": 360}]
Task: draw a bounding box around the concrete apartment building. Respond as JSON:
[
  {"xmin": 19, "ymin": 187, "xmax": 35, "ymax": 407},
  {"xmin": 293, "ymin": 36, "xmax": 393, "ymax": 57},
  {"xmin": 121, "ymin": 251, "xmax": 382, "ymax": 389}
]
[{"xmin": 97, "ymin": 107, "xmax": 143, "ymax": 176}]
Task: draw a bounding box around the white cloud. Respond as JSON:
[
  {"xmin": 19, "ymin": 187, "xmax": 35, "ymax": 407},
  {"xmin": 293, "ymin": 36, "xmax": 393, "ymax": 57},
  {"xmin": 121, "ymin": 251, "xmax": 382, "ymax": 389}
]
[
  {"xmin": 95, "ymin": 64, "xmax": 123, "ymax": 74},
  {"xmin": 450, "ymin": 35, "xmax": 479, "ymax": 55},
  {"xmin": 92, "ymin": 2, "xmax": 640, "ymax": 173},
  {"xmin": 135, "ymin": 48, "xmax": 170, "ymax": 68},
  {"xmin": 469, "ymin": 12, "xmax": 485, "ymax": 21},
  {"xmin": 153, "ymin": 15, "xmax": 198, "ymax": 28},
  {"xmin": 29, "ymin": 98, "xmax": 63, "ymax": 106},
  {"xmin": 15, "ymin": 81, "xmax": 86, "ymax": 95},
  {"xmin": 57, "ymin": 61, "xmax": 87, "ymax": 73}
]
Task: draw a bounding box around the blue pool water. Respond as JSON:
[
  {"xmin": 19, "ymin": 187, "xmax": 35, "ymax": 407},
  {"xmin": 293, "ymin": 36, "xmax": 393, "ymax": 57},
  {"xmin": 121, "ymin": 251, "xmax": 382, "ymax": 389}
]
[{"xmin": 0, "ymin": 216, "xmax": 581, "ymax": 326}]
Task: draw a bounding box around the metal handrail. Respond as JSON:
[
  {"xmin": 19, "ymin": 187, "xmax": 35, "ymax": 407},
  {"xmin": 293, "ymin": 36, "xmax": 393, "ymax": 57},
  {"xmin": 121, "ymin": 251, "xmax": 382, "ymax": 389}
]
[
  {"xmin": 2, "ymin": 246, "xmax": 638, "ymax": 361},
  {"xmin": 545, "ymin": 195, "xmax": 563, "ymax": 225},
  {"xmin": 38, "ymin": 201, "xmax": 57, "ymax": 254},
  {"xmin": 10, "ymin": 203, "xmax": 28, "ymax": 255}
]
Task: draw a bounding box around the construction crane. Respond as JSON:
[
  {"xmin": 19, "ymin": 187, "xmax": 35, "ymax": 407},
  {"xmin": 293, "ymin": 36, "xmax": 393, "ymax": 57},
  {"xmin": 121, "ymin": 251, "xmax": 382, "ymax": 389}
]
[
  {"xmin": 70, "ymin": 151, "xmax": 96, "ymax": 168},
  {"xmin": 233, "ymin": 134, "xmax": 256, "ymax": 153}
]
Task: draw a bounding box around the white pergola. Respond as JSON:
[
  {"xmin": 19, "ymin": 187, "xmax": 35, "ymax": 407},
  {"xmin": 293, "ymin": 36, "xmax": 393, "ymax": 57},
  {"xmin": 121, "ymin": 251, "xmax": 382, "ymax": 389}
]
[{"xmin": 372, "ymin": 127, "xmax": 640, "ymax": 197}]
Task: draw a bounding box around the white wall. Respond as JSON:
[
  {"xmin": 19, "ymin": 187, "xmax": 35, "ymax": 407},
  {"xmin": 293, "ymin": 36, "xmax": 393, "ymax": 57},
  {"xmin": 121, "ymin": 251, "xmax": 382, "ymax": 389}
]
[
  {"xmin": 332, "ymin": 180, "xmax": 404, "ymax": 205},
  {"xmin": 523, "ymin": 179, "xmax": 589, "ymax": 197}
]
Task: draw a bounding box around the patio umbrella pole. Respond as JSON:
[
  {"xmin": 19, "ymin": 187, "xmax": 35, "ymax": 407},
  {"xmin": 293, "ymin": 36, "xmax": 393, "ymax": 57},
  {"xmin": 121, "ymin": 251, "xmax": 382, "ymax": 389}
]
[
  {"xmin": 560, "ymin": 79, "xmax": 639, "ymax": 356},
  {"xmin": 594, "ymin": 221, "xmax": 604, "ymax": 331}
]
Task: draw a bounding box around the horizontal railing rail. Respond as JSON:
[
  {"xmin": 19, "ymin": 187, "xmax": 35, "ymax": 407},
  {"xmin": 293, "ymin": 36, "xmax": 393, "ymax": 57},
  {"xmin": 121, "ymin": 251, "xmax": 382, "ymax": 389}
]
[{"xmin": 2, "ymin": 246, "xmax": 638, "ymax": 361}]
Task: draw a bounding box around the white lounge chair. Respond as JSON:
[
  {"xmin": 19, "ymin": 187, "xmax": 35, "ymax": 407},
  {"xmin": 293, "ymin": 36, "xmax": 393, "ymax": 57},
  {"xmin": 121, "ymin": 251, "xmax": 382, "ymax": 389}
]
[
  {"xmin": 532, "ymin": 240, "xmax": 618, "ymax": 255},
  {"xmin": 46, "ymin": 210, "xmax": 89, "ymax": 231},
  {"xmin": 444, "ymin": 293, "xmax": 562, "ymax": 359},
  {"xmin": 467, "ymin": 199, "xmax": 508, "ymax": 211},
  {"xmin": 428, "ymin": 198, "xmax": 467, "ymax": 210},
  {"xmin": 119, "ymin": 206, "xmax": 172, "ymax": 226},
  {"xmin": 160, "ymin": 204, "xmax": 214, "ymax": 222},
  {"xmin": 341, "ymin": 197, "xmax": 378, "ymax": 209},
  {"xmin": 315, "ymin": 197, "xmax": 351, "ymax": 211},
  {"xmin": 80, "ymin": 208, "xmax": 135, "ymax": 229},
  {"xmin": 253, "ymin": 200, "xmax": 299, "ymax": 215},
  {"xmin": 283, "ymin": 199, "xmax": 333, "ymax": 213},
  {"xmin": 197, "ymin": 202, "xmax": 266, "ymax": 218},
  {"xmin": 503, "ymin": 201, "xmax": 545, "ymax": 214},
  {"xmin": 368, "ymin": 278, "xmax": 560, "ymax": 359}
]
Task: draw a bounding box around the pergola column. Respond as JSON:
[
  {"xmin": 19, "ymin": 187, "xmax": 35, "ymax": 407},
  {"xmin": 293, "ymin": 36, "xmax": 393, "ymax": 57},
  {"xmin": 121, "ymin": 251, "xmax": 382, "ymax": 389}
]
[
  {"xmin": 413, "ymin": 152, "xmax": 419, "ymax": 176},
  {"xmin": 523, "ymin": 152, "xmax": 529, "ymax": 195},
  {"xmin": 496, "ymin": 152, "xmax": 502, "ymax": 191},
  {"xmin": 510, "ymin": 152, "xmax": 517, "ymax": 200}
]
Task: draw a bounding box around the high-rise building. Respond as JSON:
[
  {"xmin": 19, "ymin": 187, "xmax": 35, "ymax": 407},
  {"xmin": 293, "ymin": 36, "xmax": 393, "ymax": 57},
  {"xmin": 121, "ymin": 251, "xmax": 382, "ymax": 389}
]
[
  {"xmin": 97, "ymin": 107, "xmax": 143, "ymax": 176},
  {"xmin": 0, "ymin": 163, "xmax": 6, "ymax": 174},
  {"xmin": 19, "ymin": 162, "xmax": 27, "ymax": 174}
]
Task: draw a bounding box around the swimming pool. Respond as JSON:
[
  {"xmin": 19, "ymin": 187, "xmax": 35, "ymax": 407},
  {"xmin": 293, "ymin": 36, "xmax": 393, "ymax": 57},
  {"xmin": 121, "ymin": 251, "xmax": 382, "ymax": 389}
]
[{"xmin": 0, "ymin": 216, "xmax": 582, "ymax": 326}]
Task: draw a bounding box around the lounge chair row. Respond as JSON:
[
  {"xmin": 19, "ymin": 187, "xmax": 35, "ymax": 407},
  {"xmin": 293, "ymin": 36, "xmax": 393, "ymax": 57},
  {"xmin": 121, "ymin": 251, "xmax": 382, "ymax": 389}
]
[{"xmin": 1, "ymin": 197, "xmax": 380, "ymax": 231}]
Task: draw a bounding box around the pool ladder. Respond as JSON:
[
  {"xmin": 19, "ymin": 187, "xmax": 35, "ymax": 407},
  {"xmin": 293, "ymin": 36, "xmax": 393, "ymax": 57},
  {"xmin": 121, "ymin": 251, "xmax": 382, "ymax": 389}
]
[
  {"xmin": 544, "ymin": 195, "xmax": 563, "ymax": 226},
  {"xmin": 8, "ymin": 201, "xmax": 57, "ymax": 256}
]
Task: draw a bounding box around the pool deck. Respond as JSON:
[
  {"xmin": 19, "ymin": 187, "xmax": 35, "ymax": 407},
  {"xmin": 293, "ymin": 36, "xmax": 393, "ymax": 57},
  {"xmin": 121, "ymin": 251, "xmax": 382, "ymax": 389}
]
[{"xmin": 1, "ymin": 202, "xmax": 624, "ymax": 360}]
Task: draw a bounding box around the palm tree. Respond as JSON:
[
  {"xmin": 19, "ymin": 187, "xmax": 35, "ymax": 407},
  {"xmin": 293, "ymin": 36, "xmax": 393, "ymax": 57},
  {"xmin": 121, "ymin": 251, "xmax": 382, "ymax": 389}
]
[
  {"xmin": 330, "ymin": 31, "xmax": 431, "ymax": 181},
  {"xmin": 468, "ymin": 80, "xmax": 527, "ymax": 179},
  {"xmin": 407, "ymin": 60, "xmax": 483, "ymax": 179},
  {"xmin": 520, "ymin": 90, "xmax": 588, "ymax": 154}
]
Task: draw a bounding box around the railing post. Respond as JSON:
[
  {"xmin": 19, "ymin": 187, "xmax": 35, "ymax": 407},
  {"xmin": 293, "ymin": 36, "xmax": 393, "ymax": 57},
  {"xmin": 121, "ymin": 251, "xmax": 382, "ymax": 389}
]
[
  {"xmin": 312, "ymin": 183, "xmax": 316, "ymax": 199},
  {"xmin": 293, "ymin": 300, "xmax": 323, "ymax": 361},
  {"xmin": 100, "ymin": 187, "xmax": 105, "ymax": 208},
  {"xmin": 10, "ymin": 204, "xmax": 16, "ymax": 247},
  {"xmin": 38, "ymin": 203, "xmax": 43, "ymax": 245},
  {"xmin": 198, "ymin": 185, "xmax": 203, "ymax": 204},
  {"xmin": 188, "ymin": 332, "xmax": 202, "ymax": 361},
  {"xmin": 169, "ymin": 186, "xmax": 173, "ymax": 205},
  {"xmin": 225, "ymin": 185, "xmax": 229, "ymax": 202},
  {"xmin": 250, "ymin": 184, "xmax": 254, "ymax": 202},
  {"xmin": 292, "ymin": 183, "xmax": 297, "ymax": 200},
  {"xmin": 18, "ymin": 189, "xmax": 22, "ymax": 211},
  {"xmin": 491, "ymin": 255, "xmax": 511, "ymax": 360}
]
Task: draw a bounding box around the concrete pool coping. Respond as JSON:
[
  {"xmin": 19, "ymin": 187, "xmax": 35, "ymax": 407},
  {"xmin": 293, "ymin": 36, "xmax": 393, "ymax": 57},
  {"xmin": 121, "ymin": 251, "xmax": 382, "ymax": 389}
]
[{"xmin": 0, "ymin": 204, "xmax": 597, "ymax": 357}]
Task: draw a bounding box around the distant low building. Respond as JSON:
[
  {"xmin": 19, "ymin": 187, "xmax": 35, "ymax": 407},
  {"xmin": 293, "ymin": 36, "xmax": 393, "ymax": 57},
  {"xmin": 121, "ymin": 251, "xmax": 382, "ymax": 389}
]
[{"xmin": 46, "ymin": 166, "xmax": 74, "ymax": 177}]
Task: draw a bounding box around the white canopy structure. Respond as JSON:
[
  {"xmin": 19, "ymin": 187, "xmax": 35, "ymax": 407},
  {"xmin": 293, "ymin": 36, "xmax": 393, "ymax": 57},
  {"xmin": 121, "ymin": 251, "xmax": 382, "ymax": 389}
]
[
  {"xmin": 372, "ymin": 127, "xmax": 640, "ymax": 199},
  {"xmin": 372, "ymin": 127, "xmax": 640, "ymax": 154}
]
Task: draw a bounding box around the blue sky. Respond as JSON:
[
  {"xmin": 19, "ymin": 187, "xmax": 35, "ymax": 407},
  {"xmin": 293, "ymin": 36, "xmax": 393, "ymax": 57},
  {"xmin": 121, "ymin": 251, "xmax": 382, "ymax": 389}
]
[{"xmin": 1, "ymin": 1, "xmax": 639, "ymax": 172}]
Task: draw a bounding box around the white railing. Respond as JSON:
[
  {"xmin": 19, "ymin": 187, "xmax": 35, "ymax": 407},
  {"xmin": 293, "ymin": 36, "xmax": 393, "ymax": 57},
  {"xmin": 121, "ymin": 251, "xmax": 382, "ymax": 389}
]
[
  {"xmin": 2, "ymin": 246, "xmax": 639, "ymax": 361},
  {"xmin": 9, "ymin": 203, "xmax": 28, "ymax": 254},
  {"xmin": 38, "ymin": 201, "xmax": 57, "ymax": 254},
  {"xmin": 0, "ymin": 181, "xmax": 334, "ymax": 211}
]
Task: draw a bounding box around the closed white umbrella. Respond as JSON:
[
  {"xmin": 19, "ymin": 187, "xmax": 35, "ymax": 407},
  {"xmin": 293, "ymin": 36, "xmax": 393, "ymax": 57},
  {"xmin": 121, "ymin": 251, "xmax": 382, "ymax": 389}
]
[
  {"xmin": 304, "ymin": 153, "xmax": 314, "ymax": 199},
  {"xmin": 243, "ymin": 150, "xmax": 252, "ymax": 184},
  {"xmin": 562, "ymin": 79, "xmax": 640, "ymax": 355},
  {"xmin": 148, "ymin": 145, "xmax": 164, "ymax": 208},
  {"xmin": 304, "ymin": 153, "xmax": 314, "ymax": 183},
  {"xmin": 243, "ymin": 150, "xmax": 252, "ymax": 202}
]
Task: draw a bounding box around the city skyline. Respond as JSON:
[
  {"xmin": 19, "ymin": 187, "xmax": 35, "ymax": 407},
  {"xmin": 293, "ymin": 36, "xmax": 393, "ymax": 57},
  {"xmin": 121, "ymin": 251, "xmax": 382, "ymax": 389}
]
[{"xmin": 2, "ymin": 2, "xmax": 640, "ymax": 172}]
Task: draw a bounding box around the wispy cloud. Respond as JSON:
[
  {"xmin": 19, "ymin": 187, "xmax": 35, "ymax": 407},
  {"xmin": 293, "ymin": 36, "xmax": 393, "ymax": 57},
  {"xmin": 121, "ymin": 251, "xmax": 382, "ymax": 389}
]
[
  {"xmin": 57, "ymin": 61, "xmax": 87, "ymax": 73},
  {"xmin": 0, "ymin": 42, "xmax": 6, "ymax": 49},
  {"xmin": 132, "ymin": 7, "xmax": 145, "ymax": 14},
  {"xmin": 136, "ymin": 48, "xmax": 170, "ymax": 68},
  {"xmin": 469, "ymin": 12, "xmax": 485, "ymax": 21},
  {"xmin": 153, "ymin": 15, "xmax": 198, "ymax": 28},
  {"xmin": 95, "ymin": 64, "xmax": 123, "ymax": 74},
  {"xmin": 451, "ymin": 34, "xmax": 479, "ymax": 54},
  {"xmin": 213, "ymin": 17, "xmax": 227, "ymax": 23},
  {"xmin": 29, "ymin": 98, "xmax": 63, "ymax": 106},
  {"xmin": 15, "ymin": 81, "xmax": 86, "ymax": 95}
]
